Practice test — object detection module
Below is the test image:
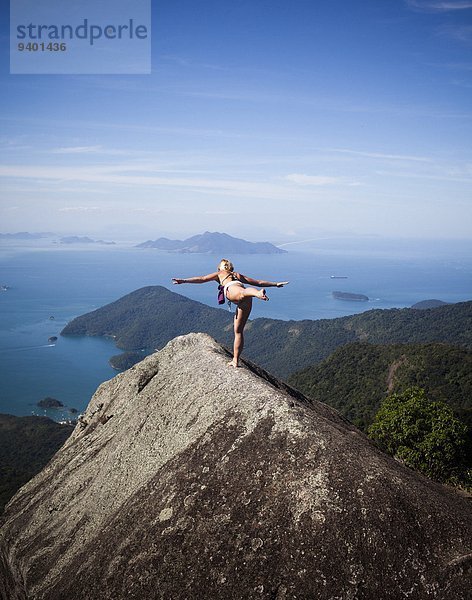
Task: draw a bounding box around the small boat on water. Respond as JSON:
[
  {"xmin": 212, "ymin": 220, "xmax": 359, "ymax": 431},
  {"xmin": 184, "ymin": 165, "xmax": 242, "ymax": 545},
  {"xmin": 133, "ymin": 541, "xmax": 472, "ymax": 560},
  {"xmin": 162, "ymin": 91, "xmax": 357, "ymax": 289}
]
[{"xmin": 330, "ymin": 275, "xmax": 348, "ymax": 279}]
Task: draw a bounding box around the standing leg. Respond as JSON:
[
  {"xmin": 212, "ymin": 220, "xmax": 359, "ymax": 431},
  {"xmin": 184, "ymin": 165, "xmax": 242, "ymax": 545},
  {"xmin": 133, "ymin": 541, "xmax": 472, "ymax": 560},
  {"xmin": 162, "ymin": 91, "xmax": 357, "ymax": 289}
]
[{"xmin": 230, "ymin": 297, "xmax": 252, "ymax": 367}]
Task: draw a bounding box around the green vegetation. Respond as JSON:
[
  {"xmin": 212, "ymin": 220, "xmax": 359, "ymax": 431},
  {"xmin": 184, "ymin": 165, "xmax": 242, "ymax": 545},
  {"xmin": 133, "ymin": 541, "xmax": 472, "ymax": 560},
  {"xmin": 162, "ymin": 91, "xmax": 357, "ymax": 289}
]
[
  {"xmin": 290, "ymin": 343, "xmax": 472, "ymax": 488},
  {"xmin": 62, "ymin": 286, "xmax": 234, "ymax": 352},
  {"xmin": 0, "ymin": 414, "xmax": 73, "ymax": 513},
  {"xmin": 62, "ymin": 286, "xmax": 472, "ymax": 378},
  {"xmin": 109, "ymin": 351, "xmax": 147, "ymax": 371},
  {"xmin": 246, "ymin": 299, "xmax": 472, "ymax": 376},
  {"xmin": 288, "ymin": 342, "xmax": 472, "ymax": 431},
  {"xmin": 411, "ymin": 299, "xmax": 448, "ymax": 310},
  {"xmin": 368, "ymin": 388, "xmax": 470, "ymax": 488}
]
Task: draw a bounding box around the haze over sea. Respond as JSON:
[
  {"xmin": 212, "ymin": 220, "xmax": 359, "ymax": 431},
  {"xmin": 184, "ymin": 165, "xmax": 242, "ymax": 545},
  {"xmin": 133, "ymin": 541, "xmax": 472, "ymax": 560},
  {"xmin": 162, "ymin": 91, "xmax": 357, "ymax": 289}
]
[{"xmin": 1, "ymin": 238, "xmax": 471, "ymax": 421}]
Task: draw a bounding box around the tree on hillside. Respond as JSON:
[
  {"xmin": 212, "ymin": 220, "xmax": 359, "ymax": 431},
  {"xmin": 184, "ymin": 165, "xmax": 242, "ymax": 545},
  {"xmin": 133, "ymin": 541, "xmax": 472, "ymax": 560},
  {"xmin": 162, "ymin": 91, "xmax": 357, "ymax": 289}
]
[{"xmin": 368, "ymin": 387, "xmax": 470, "ymax": 488}]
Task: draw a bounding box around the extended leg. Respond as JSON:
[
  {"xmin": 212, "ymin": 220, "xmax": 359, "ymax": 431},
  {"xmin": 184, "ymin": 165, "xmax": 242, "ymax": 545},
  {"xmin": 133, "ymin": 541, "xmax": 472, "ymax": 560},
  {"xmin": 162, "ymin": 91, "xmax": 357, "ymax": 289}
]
[
  {"xmin": 241, "ymin": 287, "xmax": 268, "ymax": 301},
  {"xmin": 227, "ymin": 286, "xmax": 268, "ymax": 303}
]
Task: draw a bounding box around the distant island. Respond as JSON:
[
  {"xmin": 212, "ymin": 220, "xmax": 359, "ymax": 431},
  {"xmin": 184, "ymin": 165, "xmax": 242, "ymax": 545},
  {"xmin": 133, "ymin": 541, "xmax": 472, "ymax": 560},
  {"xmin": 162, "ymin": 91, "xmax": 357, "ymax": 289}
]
[
  {"xmin": 136, "ymin": 231, "xmax": 287, "ymax": 254},
  {"xmin": 36, "ymin": 397, "xmax": 78, "ymax": 416},
  {"xmin": 0, "ymin": 232, "xmax": 116, "ymax": 245},
  {"xmin": 332, "ymin": 291, "xmax": 369, "ymax": 302},
  {"xmin": 0, "ymin": 232, "xmax": 52, "ymax": 240},
  {"xmin": 60, "ymin": 236, "xmax": 116, "ymax": 245},
  {"xmin": 37, "ymin": 397, "xmax": 63, "ymax": 409}
]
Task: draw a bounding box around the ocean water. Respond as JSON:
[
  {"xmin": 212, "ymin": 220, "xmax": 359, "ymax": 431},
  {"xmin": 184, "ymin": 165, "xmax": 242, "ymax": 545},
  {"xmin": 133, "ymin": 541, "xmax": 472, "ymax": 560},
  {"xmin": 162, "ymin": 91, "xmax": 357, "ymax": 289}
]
[{"xmin": 1, "ymin": 239, "xmax": 471, "ymax": 420}]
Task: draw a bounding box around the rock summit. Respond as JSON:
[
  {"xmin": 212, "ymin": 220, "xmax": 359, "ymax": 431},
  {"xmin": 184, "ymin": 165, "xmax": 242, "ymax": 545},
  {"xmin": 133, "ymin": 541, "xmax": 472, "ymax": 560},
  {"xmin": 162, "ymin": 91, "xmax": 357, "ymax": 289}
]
[{"xmin": 1, "ymin": 334, "xmax": 471, "ymax": 599}]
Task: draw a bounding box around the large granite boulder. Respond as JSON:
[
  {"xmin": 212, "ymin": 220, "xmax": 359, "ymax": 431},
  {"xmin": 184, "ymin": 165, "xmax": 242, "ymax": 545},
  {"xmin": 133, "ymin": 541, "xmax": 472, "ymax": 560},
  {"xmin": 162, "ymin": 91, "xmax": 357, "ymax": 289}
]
[{"xmin": 1, "ymin": 333, "xmax": 471, "ymax": 599}]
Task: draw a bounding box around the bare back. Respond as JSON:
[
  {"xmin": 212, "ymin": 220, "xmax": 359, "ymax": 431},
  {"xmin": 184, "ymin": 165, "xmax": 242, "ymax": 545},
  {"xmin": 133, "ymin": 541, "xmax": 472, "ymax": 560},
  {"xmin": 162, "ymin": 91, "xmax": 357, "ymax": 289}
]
[{"xmin": 217, "ymin": 270, "xmax": 241, "ymax": 285}]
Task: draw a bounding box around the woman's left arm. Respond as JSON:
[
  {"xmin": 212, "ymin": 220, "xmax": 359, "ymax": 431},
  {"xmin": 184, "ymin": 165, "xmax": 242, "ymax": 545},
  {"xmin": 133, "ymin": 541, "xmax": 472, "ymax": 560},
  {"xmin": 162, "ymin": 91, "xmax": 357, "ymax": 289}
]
[
  {"xmin": 172, "ymin": 272, "xmax": 219, "ymax": 285},
  {"xmin": 236, "ymin": 273, "xmax": 289, "ymax": 287}
]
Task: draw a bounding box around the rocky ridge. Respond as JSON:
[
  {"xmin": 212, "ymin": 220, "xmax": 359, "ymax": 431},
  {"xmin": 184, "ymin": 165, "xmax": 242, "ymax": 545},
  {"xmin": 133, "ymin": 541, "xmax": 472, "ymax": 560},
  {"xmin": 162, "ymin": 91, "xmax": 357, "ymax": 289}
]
[{"xmin": 1, "ymin": 334, "xmax": 471, "ymax": 599}]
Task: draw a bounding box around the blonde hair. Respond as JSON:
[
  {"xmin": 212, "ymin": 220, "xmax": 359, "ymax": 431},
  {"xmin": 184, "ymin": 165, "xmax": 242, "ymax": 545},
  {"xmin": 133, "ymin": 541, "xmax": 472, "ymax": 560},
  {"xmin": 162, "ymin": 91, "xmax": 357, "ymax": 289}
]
[{"xmin": 218, "ymin": 258, "xmax": 234, "ymax": 272}]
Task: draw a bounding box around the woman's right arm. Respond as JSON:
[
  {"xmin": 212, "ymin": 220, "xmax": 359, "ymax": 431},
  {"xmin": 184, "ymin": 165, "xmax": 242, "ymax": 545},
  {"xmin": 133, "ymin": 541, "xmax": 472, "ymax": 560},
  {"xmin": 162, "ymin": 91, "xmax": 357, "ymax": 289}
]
[{"xmin": 172, "ymin": 272, "xmax": 219, "ymax": 285}]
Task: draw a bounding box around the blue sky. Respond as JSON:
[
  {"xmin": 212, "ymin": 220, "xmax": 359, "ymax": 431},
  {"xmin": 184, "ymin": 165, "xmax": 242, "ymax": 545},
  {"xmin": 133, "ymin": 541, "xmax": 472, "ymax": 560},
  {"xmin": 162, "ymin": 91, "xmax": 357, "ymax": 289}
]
[{"xmin": 1, "ymin": 0, "xmax": 471, "ymax": 241}]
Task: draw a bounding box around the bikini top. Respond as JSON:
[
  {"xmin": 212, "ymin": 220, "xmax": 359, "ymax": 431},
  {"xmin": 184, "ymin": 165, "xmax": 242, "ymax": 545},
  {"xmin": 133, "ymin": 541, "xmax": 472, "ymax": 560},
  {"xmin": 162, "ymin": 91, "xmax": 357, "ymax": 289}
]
[{"xmin": 220, "ymin": 272, "xmax": 238, "ymax": 285}]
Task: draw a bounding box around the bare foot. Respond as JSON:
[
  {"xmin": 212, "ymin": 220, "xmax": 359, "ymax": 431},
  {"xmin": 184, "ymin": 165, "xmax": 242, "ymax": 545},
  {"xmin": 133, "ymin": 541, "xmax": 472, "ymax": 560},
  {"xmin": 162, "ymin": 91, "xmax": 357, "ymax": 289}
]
[
  {"xmin": 258, "ymin": 288, "xmax": 269, "ymax": 301},
  {"xmin": 228, "ymin": 360, "xmax": 239, "ymax": 368}
]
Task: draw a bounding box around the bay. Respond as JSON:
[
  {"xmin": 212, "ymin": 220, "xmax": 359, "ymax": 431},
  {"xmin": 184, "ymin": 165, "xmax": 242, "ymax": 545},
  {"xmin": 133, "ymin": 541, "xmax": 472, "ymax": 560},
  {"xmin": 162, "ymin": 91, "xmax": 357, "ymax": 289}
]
[{"xmin": 1, "ymin": 239, "xmax": 471, "ymax": 420}]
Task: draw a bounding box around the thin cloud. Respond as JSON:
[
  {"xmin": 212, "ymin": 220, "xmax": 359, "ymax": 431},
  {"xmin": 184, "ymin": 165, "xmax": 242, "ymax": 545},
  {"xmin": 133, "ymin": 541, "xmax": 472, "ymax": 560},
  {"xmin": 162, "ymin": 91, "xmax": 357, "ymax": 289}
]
[
  {"xmin": 50, "ymin": 145, "xmax": 135, "ymax": 156},
  {"xmin": 374, "ymin": 168, "xmax": 472, "ymax": 184},
  {"xmin": 52, "ymin": 146, "xmax": 104, "ymax": 154},
  {"xmin": 159, "ymin": 54, "xmax": 228, "ymax": 71},
  {"xmin": 329, "ymin": 148, "xmax": 432, "ymax": 162},
  {"xmin": 0, "ymin": 163, "xmax": 320, "ymax": 201},
  {"xmin": 437, "ymin": 24, "xmax": 472, "ymax": 43},
  {"xmin": 0, "ymin": 136, "xmax": 34, "ymax": 151},
  {"xmin": 450, "ymin": 78, "xmax": 472, "ymax": 88},
  {"xmin": 284, "ymin": 174, "xmax": 340, "ymax": 186},
  {"xmin": 182, "ymin": 88, "xmax": 471, "ymax": 120},
  {"xmin": 3, "ymin": 115, "xmax": 274, "ymax": 142},
  {"xmin": 428, "ymin": 61, "xmax": 472, "ymax": 70},
  {"xmin": 59, "ymin": 206, "xmax": 102, "ymax": 212},
  {"xmin": 406, "ymin": 0, "xmax": 472, "ymax": 11}
]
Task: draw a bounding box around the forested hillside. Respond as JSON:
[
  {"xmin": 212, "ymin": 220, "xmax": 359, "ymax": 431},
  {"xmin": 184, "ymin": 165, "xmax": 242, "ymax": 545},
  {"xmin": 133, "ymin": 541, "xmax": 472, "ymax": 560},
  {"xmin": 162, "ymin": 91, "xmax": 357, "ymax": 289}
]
[
  {"xmin": 0, "ymin": 415, "xmax": 73, "ymax": 513},
  {"xmin": 226, "ymin": 301, "xmax": 472, "ymax": 376},
  {"xmin": 62, "ymin": 286, "xmax": 234, "ymax": 350},
  {"xmin": 288, "ymin": 342, "xmax": 472, "ymax": 431},
  {"xmin": 62, "ymin": 287, "xmax": 472, "ymax": 378}
]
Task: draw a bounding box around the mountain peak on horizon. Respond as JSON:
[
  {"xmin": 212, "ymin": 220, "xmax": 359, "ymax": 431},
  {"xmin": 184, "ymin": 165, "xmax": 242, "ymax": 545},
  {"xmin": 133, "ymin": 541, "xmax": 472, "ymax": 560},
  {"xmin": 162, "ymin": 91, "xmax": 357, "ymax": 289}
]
[
  {"xmin": 1, "ymin": 333, "xmax": 470, "ymax": 599},
  {"xmin": 136, "ymin": 231, "xmax": 287, "ymax": 254}
]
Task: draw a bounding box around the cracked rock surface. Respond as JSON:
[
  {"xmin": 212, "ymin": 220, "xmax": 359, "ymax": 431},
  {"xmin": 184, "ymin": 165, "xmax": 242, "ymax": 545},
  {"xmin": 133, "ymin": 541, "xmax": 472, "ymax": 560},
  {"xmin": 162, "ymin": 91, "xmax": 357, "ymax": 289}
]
[{"xmin": 1, "ymin": 333, "xmax": 471, "ymax": 599}]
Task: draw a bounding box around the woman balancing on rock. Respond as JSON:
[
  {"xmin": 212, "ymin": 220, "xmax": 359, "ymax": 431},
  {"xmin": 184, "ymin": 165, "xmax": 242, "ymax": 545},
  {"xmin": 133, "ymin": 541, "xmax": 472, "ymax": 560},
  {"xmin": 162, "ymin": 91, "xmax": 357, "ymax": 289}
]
[{"xmin": 172, "ymin": 259, "xmax": 288, "ymax": 368}]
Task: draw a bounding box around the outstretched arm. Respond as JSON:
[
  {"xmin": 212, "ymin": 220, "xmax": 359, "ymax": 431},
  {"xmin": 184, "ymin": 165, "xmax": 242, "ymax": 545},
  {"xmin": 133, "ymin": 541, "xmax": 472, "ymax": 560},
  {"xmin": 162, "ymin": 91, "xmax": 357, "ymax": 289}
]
[
  {"xmin": 172, "ymin": 272, "xmax": 219, "ymax": 285},
  {"xmin": 236, "ymin": 273, "xmax": 289, "ymax": 288}
]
